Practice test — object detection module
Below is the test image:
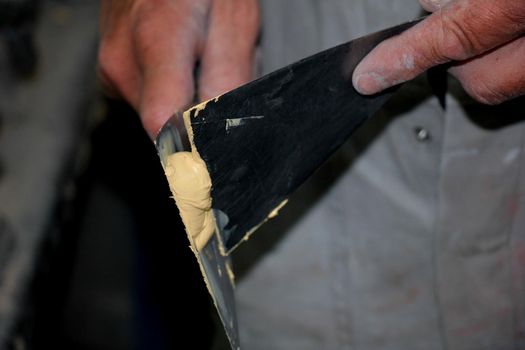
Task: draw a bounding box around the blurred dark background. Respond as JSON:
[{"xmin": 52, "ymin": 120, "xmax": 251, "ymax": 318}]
[{"xmin": 0, "ymin": 1, "xmax": 217, "ymax": 349}]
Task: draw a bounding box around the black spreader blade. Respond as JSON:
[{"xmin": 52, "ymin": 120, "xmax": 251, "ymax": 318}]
[{"xmin": 189, "ymin": 19, "xmax": 422, "ymax": 252}]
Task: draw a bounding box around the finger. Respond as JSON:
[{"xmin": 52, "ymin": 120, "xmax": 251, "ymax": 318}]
[
  {"xmin": 139, "ymin": 49, "xmax": 195, "ymax": 139},
  {"xmin": 198, "ymin": 0, "xmax": 260, "ymax": 100},
  {"xmin": 134, "ymin": 2, "xmax": 207, "ymax": 138},
  {"xmin": 449, "ymin": 36, "xmax": 525, "ymax": 104},
  {"xmin": 353, "ymin": 0, "xmax": 525, "ymax": 95}
]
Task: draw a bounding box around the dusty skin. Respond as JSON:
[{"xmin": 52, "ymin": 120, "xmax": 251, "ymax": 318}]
[{"xmin": 164, "ymin": 152, "xmax": 215, "ymax": 251}]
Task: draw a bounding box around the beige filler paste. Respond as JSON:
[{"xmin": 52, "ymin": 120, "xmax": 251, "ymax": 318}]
[
  {"xmin": 162, "ymin": 98, "xmax": 220, "ymax": 252},
  {"xmin": 164, "ymin": 151, "xmax": 215, "ymax": 251}
]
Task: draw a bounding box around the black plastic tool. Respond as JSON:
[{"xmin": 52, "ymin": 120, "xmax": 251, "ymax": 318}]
[{"xmin": 190, "ymin": 18, "xmax": 423, "ymax": 253}]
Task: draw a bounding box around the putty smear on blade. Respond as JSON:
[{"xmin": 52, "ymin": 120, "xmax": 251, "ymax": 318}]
[{"xmin": 164, "ymin": 151, "xmax": 215, "ymax": 251}]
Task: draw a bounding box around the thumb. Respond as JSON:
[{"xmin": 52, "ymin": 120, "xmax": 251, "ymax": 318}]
[{"xmin": 353, "ymin": 0, "xmax": 525, "ymax": 95}]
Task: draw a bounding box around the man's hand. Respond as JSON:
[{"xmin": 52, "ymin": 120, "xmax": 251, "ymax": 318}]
[
  {"xmin": 353, "ymin": 0, "xmax": 525, "ymax": 104},
  {"xmin": 98, "ymin": 0, "xmax": 260, "ymax": 138}
]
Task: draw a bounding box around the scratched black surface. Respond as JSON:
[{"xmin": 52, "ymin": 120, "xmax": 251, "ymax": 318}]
[{"xmin": 190, "ymin": 20, "xmax": 421, "ymax": 252}]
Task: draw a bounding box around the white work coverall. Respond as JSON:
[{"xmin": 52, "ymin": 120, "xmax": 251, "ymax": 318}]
[{"xmin": 233, "ymin": 1, "xmax": 525, "ymax": 349}]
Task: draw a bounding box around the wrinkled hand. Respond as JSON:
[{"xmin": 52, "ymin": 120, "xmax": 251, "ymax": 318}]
[
  {"xmin": 98, "ymin": 0, "xmax": 260, "ymax": 138},
  {"xmin": 353, "ymin": 0, "xmax": 525, "ymax": 104}
]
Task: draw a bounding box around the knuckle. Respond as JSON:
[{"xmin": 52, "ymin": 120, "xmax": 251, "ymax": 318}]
[
  {"xmin": 436, "ymin": 1, "xmax": 525, "ymax": 62},
  {"xmin": 463, "ymin": 78, "xmax": 508, "ymax": 105},
  {"xmin": 438, "ymin": 13, "xmax": 482, "ymax": 60},
  {"xmin": 472, "ymin": 91, "xmax": 506, "ymax": 106},
  {"xmin": 497, "ymin": 2, "xmax": 525, "ymax": 33}
]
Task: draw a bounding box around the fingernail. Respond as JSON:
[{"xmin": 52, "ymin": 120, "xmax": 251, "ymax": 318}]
[{"xmin": 352, "ymin": 71, "xmax": 389, "ymax": 95}]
